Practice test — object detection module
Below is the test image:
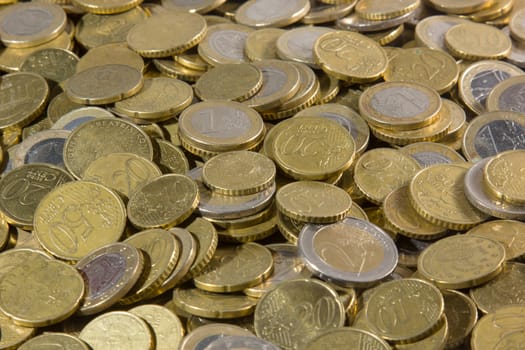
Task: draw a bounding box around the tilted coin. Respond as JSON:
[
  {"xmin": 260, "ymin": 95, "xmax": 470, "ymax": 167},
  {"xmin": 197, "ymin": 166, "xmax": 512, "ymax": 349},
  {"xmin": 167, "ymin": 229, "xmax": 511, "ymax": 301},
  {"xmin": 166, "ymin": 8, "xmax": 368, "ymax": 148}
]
[
  {"xmin": 442, "ymin": 290, "xmax": 478, "ymax": 349},
  {"xmin": 426, "ymin": 0, "xmax": 493, "ymax": 14},
  {"xmin": 276, "ymin": 26, "xmax": 334, "ymax": 67},
  {"xmin": 47, "ymin": 92, "xmax": 85, "ymax": 124},
  {"xmin": 484, "ymin": 149, "xmax": 525, "ymax": 205},
  {"xmin": 510, "ymin": 8, "xmax": 525, "ymax": 43},
  {"xmin": 20, "ymin": 48, "xmax": 78, "ymax": 84},
  {"xmin": 486, "ymin": 75, "xmax": 525, "ymax": 113},
  {"xmin": 417, "ymin": 234, "xmax": 506, "ymax": 289},
  {"xmin": 13, "ymin": 129, "xmax": 70, "ymax": 169},
  {"xmin": 162, "ymin": 0, "xmax": 227, "ymax": 13},
  {"xmin": 197, "ymin": 23, "xmax": 253, "ymax": 66},
  {"xmin": 19, "ymin": 333, "xmax": 89, "ymax": 350},
  {"xmin": 470, "ymin": 305, "xmax": 525, "ymax": 350},
  {"xmin": 71, "ymin": 0, "xmax": 142, "ymax": 14},
  {"xmin": 179, "ymin": 323, "xmax": 255, "ymax": 350},
  {"xmin": 394, "ymin": 315, "xmax": 449, "ymax": 350},
  {"xmin": 76, "ymin": 42, "xmax": 145, "ymax": 73},
  {"xmin": 235, "ymin": 0, "xmax": 311, "ymax": 27},
  {"xmin": 153, "ymin": 59, "xmax": 205, "ymax": 83},
  {"xmin": 445, "ymin": 22, "xmax": 511, "ymax": 60},
  {"xmin": 400, "ymin": 141, "xmax": 466, "ymax": 167},
  {"xmin": 183, "ymin": 217, "xmax": 218, "ymax": 283},
  {"xmin": 245, "ymin": 28, "xmax": 286, "ymax": 61},
  {"xmin": 337, "ymin": 10, "xmax": 414, "ymax": 32},
  {"xmin": 501, "ymin": 26, "xmax": 525, "ymax": 69},
  {"xmin": 130, "ymin": 304, "xmax": 185, "ymax": 350},
  {"xmin": 467, "ymin": 219, "xmax": 525, "ymax": 261},
  {"xmin": 317, "ymin": 71, "xmax": 340, "ymax": 103},
  {"xmin": 355, "ymin": 0, "xmax": 420, "ymax": 20},
  {"xmin": 153, "ymin": 139, "xmax": 190, "ymax": 175},
  {"xmin": 365, "ymin": 23, "xmax": 405, "ymax": 46},
  {"xmin": 414, "ymin": 15, "xmax": 469, "ymax": 51},
  {"xmin": 303, "ymin": 0, "xmax": 356, "ymax": 24},
  {"xmin": 51, "ymin": 106, "xmax": 115, "ymax": 131}
]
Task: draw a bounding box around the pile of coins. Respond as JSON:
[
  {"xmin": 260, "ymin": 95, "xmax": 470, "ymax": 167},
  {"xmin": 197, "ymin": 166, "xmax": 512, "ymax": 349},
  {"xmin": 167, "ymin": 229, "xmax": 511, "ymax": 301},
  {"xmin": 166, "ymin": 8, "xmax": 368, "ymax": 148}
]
[{"xmin": 1, "ymin": 0, "xmax": 525, "ymax": 348}]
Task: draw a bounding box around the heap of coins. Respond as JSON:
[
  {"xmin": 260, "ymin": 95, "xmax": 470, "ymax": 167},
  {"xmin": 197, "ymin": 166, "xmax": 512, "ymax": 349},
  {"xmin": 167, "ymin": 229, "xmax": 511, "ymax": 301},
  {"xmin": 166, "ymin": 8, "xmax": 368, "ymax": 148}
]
[{"xmin": 2, "ymin": 0, "xmax": 525, "ymax": 349}]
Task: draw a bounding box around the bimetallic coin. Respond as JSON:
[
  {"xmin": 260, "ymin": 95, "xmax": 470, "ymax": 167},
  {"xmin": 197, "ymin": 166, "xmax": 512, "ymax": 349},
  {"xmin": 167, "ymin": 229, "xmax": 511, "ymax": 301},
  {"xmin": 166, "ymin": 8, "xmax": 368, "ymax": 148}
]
[
  {"xmin": 19, "ymin": 333, "xmax": 89, "ymax": 350},
  {"xmin": 467, "ymin": 219, "xmax": 525, "ymax": 261},
  {"xmin": 179, "ymin": 323, "xmax": 255, "ymax": 350},
  {"xmin": 510, "ymin": 8, "xmax": 525, "ymax": 43},
  {"xmin": 484, "ymin": 149, "xmax": 525, "ymax": 205},
  {"xmin": 471, "ymin": 305, "xmax": 525, "ymax": 350},
  {"xmin": 235, "ymin": 0, "xmax": 311, "ymax": 27},
  {"xmin": 130, "ymin": 304, "xmax": 185, "ymax": 350},
  {"xmin": 13, "ymin": 129, "xmax": 70, "ymax": 169},
  {"xmin": 400, "ymin": 141, "xmax": 466, "ymax": 167},
  {"xmin": 198, "ymin": 23, "xmax": 253, "ymax": 66},
  {"xmin": 445, "ymin": 22, "xmax": 511, "ymax": 60},
  {"xmin": 298, "ymin": 218, "xmax": 398, "ymax": 287},
  {"xmin": 414, "ymin": 15, "xmax": 469, "ymax": 51},
  {"xmin": 418, "ymin": 234, "xmax": 506, "ymax": 289},
  {"xmin": 276, "ymin": 26, "xmax": 334, "ymax": 67},
  {"xmin": 51, "ymin": 106, "xmax": 115, "ymax": 131},
  {"xmin": 486, "ymin": 75, "xmax": 525, "ymax": 113}
]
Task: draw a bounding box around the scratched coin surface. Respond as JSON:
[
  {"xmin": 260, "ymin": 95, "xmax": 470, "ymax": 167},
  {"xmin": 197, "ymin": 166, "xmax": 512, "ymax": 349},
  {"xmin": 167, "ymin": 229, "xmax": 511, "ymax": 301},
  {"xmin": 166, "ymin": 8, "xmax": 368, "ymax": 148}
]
[
  {"xmin": 254, "ymin": 278, "xmax": 345, "ymax": 350},
  {"xmin": 470, "ymin": 305, "xmax": 525, "ymax": 350}
]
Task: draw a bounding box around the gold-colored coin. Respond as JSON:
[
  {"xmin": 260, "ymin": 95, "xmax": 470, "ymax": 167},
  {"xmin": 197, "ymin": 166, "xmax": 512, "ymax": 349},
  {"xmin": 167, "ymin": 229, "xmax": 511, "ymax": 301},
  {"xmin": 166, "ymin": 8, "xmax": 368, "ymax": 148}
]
[
  {"xmin": 65, "ymin": 64, "xmax": 143, "ymax": 105},
  {"xmin": 178, "ymin": 100, "xmax": 265, "ymax": 154},
  {"xmin": 304, "ymin": 328, "xmax": 390, "ymax": 350},
  {"xmin": 217, "ymin": 211, "xmax": 277, "ymax": 243},
  {"xmin": 302, "ymin": 1, "xmax": 356, "ymax": 24},
  {"xmin": 383, "ymin": 186, "xmax": 448, "ymax": 240},
  {"xmin": 173, "ymin": 288, "xmax": 258, "ymax": 319},
  {"xmin": 245, "ymin": 28, "xmax": 285, "ymax": 61},
  {"xmin": 471, "ymin": 305, "xmax": 525, "ymax": 349},
  {"xmin": 127, "ymin": 12, "xmax": 207, "ymax": 58},
  {"xmin": 197, "ymin": 23, "xmax": 253, "ymax": 66},
  {"xmin": 276, "ymin": 210, "xmax": 303, "ymax": 244},
  {"xmin": 180, "ymin": 323, "xmax": 255, "ymax": 349},
  {"xmin": 0, "ymin": 3, "xmax": 67, "ymax": 48},
  {"xmin": 19, "ymin": 333, "xmax": 89, "ymax": 350},
  {"xmin": 202, "ymin": 151, "xmax": 275, "ymax": 195},
  {"xmin": 366, "ymin": 24, "xmax": 405, "ymax": 46},
  {"xmin": 63, "ymin": 117, "xmax": 154, "ymax": 179},
  {"xmin": 235, "ymin": 0, "xmax": 311, "ymax": 28},
  {"xmin": 276, "ymin": 181, "xmax": 352, "ymax": 223},
  {"xmin": 153, "ymin": 139, "xmax": 189, "ymax": 175},
  {"xmin": 317, "ymin": 71, "xmax": 340, "ymax": 103},
  {"xmin": 442, "ymin": 290, "xmax": 478, "ymax": 349},
  {"xmin": 113, "ymin": 77, "xmax": 193, "ymax": 122},
  {"xmin": 75, "ymin": 242, "xmax": 144, "ymax": 315},
  {"xmin": 34, "ymin": 181, "xmax": 126, "ymax": 261},
  {"xmin": 486, "ymin": 75, "xmax": 525, "ymax": 113},
  {"xmin": 0, "ymin": 217, "xmax": 9, "ymax": 251},
  {"xmin": 470, "ymin": 0, "xmax": 514, "ymax": 22},
  {"xmin": 272, "ymin": 116, "xmax": 355, "ymax": 180},
  {"xmin": 254, "ymin": 278, "xmax": 345, "ymax": 350},
  {"xmin": 174, "ymin": 49, "xmax": 210, "ymax": 71},
  {"xmin": 384, "ymin": 47, "xmax": 459, "ymax": 95},
  {"xmin": 359, "ymin": 81, "xmax": 442, "ymax": 131},
  {"xmin": 79, "ymin": 311, "xmax": 153, "ymax": 350},
  {"xmin": 127, "ymin": 174, "xmax": 199, "ymax": 229},
  {"xmin": 47, "ymin": 92, "xmax": 85, "ymax": 124},
  {"xmin": 409, "ymin": 164, "xmax": 489, "ymax": 230},
  {"xmin": 0, "ymin": 163, "xmax": 73, "ymax": 229},
  {"xmin": 76, "ymin": 43, "xmax": 145, "ymax": 73},
  {"xmin": 426, "ymin": 0, "xmax": 493, "ymax": 14},
  {"xmin": 355, "ymin": 0, "xmax": 420, "ymax": 20},
  {"xmin": 445, "ymin": 22, "xmax": 511, "ymax": 60},
  {"xmin": 510, "ymin": 8, "xmax": 525, "ymax": 43},
  {"xmin": 418, "ymin": 234, "xmax": 506, "ymax": 289},
  {"xmin": 130, "ymin": 304, "xmax": 184, "ymax": 350},
  {"xmin": 20, "ymin": 48, "xmax": 78, "ymax": 85},
  {"xmin": 414, "ymin": 15, "xmax": 470, "ymax": 51},
  {"xmin": 182, "ymin": 217, "xmax": 218, "ymax": 283},
  {"xmin": 194, "ymin": 63, "xmax": 263, "ymax": 102},
  {"xmin": 0, "ymin": 72, "xmax": 49, "ymax": 130},
  {"xmin": 161, "ymin": 0, "xmax": 226, "ymax": 13},
  {"xmin": 314, "ymin": 30, "xmax": 388, "ymax": 83},
  {"xmin": 354, "ymin": 148, "xmax": 421, "ymax": 205},
  {"xmin": 394, "ymin": 316, "xmax": 449, "ymax": 350},
  {"xmin": 71, "ymin": 0, "xmax": 142, "ymax": 14},
  {"xmin": 484, "ymin": 149, "xmax": 525, "ymax": 205},
  {"xmin": 400, "ymin": 141, "xmax": 466, "ymax": 167},
  {"xmin": 365, "ymin": 278, "xmax": 444, "ymax": 343},
  {"xmin": 153, "ymin": 59, "xmax": 205, "ymax": 83},
  {"xmin": 466, "ymin": 219, "xmax": 525, "ymax": 261},
  {"xmin": 194, "ymin": 242, "xmax": 274, "ymax": 293},
  {"xmin": 75, "ymin": 7, "xmax": 147, "ymax": 50},
  {"xmin": 0, "ymin": 257, "xmax": 84, "ymax": 327}
]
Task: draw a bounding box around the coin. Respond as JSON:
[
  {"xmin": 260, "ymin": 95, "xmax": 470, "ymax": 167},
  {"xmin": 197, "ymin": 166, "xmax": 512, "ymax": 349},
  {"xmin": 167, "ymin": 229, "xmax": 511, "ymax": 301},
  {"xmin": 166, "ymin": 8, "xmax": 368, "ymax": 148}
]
[
  {"xmin": 19, "ymin": 333, "xmax": 89, "ymax": 350},
  {"xmin": 414, "ymin": 15, "xmax": 469, "ymax": 51},
  {"xmin": 245, "ymin": 28, "xmax": 286, "ymax": 61},
  {"xmin": 394, "ymin": 315, "xmax": 449, "ymax": 350},
  {"xmin": 276, "ymin": 26, "xmax": 334, "ymax": 67},
  {"xmin": 486, "ymin": 75, "xmax": 525, "ymax": 113},
  {"xmin": 75, "ymin": 242, "xmax": 145, "ymax": 315},
  {"xmin": 13, "ymin": 129, "xmax": 70, "ymax": 169},
  {"xmin": 51, "ymin": 106, "xmax": 115, "ymax": 131},
  {"xmin": 426, "ymin": 0, "xmax": 493, "ymax": 14},
  {"xmin": 76, "ymin": 42, "xmax": 144, "ymax": 73},
  {"xmin": 510, "ymin": 8, "xmax": 525, "ymax": 43},
  {"xmin": 467, "ymin": 219, "xmax": 525, "ymax": 260},
  {"xmin": 400, "ymin": 141, "xmax": 466, "ymax": 167},
  {"xmin": 179, "ymin": 323, "xmax": 255, "ymax": 350},
  {"xmin": 337, "ymin": 10, "xmax": 414, "ymax": 32},
  {"xmin": 153, "ymin": 139, "xmax": 189, "ymax": 175},
  {"xmin": 441, "ymin": 290, "xmax": 478, "ymax": 349},
  {"xmin": 47, "ymin": 92, "xmax": 85, "ymax": 124},
  {"xmin": 183, "ymin": 217, "xmax": 218, "ymax": 283},
  {"xmin": 445, "ymin": 22, "xmax": 511, "ymax": 60},
  {"xmin": 303, "ymin": 0, "xmax": 356, "ymax": 24},
  {"xmin": 198, "ymin": 23, "xmax": 253, "ymax": 66},
  {"xmin": 153, "ymin": 59, "xmax": 205, "ymax": 83},
  {"xmin": 235, "ymin": 0, "xmax": 311, "ymax": 27},
  {"xmin": 484, "ymin": 149, "xmax": 525, "ymax": 205},
  {"xmin": 471, "ymin": 305, "xmax": 525, "ymax": 349},
  {"xmin": 161, "ymin": 0, "xmax": 226, "ymax": 13},
  {"xmin": 71, "ymin": 0, "xmax": 142, "ymax": 14},
  {"xmin": 20, "ymin": 48, "xmax": 78, "ymax": 85}
]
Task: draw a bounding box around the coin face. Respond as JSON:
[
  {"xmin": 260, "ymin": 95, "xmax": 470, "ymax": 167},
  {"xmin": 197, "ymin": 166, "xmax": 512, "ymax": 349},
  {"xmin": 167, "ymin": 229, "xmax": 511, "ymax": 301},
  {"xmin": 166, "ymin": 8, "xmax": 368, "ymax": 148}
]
[
  {"xmin": 484, "ymin": 149, "xmax": 525, "ymax": 205},
  {"xmin": 445, "ymin": 22, "xmax": 511, "ymax": 60},
  {"xmin": 471, "ymin": 305, "xmax": 525, "ymax": 349},
  {"xmin": 467, "ymin": 220, "xmax": 525, "ymax": 260},
  {"xmin": 198, "ymin": 23, "xmax": 253, "ymax": 65},
  {"xmin": 19, "ymin": 333, "xmax": 89, "ymax": 350},
  {"xmin": 235, "ymin": 0, "xmax": 311, "ymax": 28},
  {"xmin": 486, "ymin": 75, "xmax": 525, "ymax": 113}
]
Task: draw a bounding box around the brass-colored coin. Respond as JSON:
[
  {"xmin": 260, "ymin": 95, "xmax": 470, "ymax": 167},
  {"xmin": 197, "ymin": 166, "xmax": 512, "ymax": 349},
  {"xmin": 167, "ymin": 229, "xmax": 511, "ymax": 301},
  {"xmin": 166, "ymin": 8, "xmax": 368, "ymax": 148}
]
[
  {"xmin": 245, "ymin": 28, "xmax": 286, "ymax": 61},
  {"xmin": 442, "ymin": 290, "xmax": 478, "ymax": 349},
  {"xmin": 317, "ymin": 71, "xmax": 340, "ymax": 103},
  {"xmin": 194, "ymin": 63, "xmax": 263, "ymax": 102},
  {"xmin": 127, "ymin": 174, "xmax": 199, "ymax": 229},
  {"xmin": 314, "ymin": 30, "xmax": 388, "ymax": 83},
  {"xmin": 0, "ymin": 217, "xmax": 9, "ymax": 251},
  {"xmin": 462, "ymin": 111, "xmax": 525, "ymax": 162},
  {"xmin": 71, "ymin": 0, "xmax": 142, "ymax": 14},
  {"xmin": 471, "ymin": 305, "xmax": 525, "ymax": 349},
  {"xmin": 76, "ymin": 43, "xmax": 144, "ymax": 73},
  {"xmin": 336, "ymin": 10, "xmax": 413, "ymax": 32},
  {"xmin": 276, "ymin": 181, "xmax": 352, "ymax": 223},
  {"xmin": 384, "ymin": 47, "xmax": 458, "ymax": 95},
  {"xmin": 235, "ymin": 0, "xmax": 311, "ymax": 28},
  {"xmin": 114, "ymin": 77, "xmax": 193, "ymax": 122},
  {"xmin": 51, "ymin": 106, "xmax": 115, "ymax": 131},
  {"xmin": 418, "ymin": 234, "xmax": 506, "ymax": 289},
  {"xmin": 83, "ymin": 152, "xmax": 161, "ymax": 198},
  {"xmin": 127, "ymin": 12, "xmax": 207, "ymax": 58},
  {"xmin": 22, "ymin": 116, "xmax": 52, "ymax": 141},
  {"xmin": 180, "ymin": 323, "xmax": 255, "ymax": 349},
  {"xmin": 178, "ymin": 100, "xmax": 265, "ymax": 154},
  {"xmin": 183, "ymin": 218, "xmax": 218, "ymax": 282},
  {"xmin": 254, "ymin": 278, "xmax": 345, "ymax": 350},
  {"xmin": 277, "ymin": 210, "xmax": 302, "ymax": 244},
  {"xmin": 20, "ymin": 48, "xmax": 78, "ymax": 85},
  {"xmin": 470, "ymin": 0, "xmax": 514, "ymax": 22},
  {"xmin": 202, "ymin": 151, "xmax": 275, "ymax": 196},
  {"xmin": 355, "ymin": 0, "xmax": 420, "ymax": 20},
  {"xmin": 409, "ymin": 164, "xmax": 489, "ymax": 230},
  {"xmin": 366, "ymin": 24, "xmax": 405, "ymax": 46},
  {"xmin": 153, "ymin": 59, "xmax": 205, "ymax": 83},
  {"xmin": 0, "ymin": 72, "xmax": 49, "ymax": 130},
  {"xmin": 0, "ymin": 163, "xmax": 73, "ymax": 229},
  {"xmin": 63, "ymin": 117, "xmax": 154, "ymax": 179},
  {"xmin": 445, "ymin": 22, "xmax": 511, "ymax": 60},
  {"xmin": 365, "ymin": 278, "xmax": 444, "ymax": 343},
  {"xmin": 198, "ymin": 23, "xmax": 253, "ymax": 66},
  {"xmin": 0, "ymin": 3, "xmax": 67, "ymax": 48},
  {"xmin": 304, "ymin": 327, "xmax": 390, "ymax": 350},
  {"xmin": 19, "ymin": 333, "xmax": 89, "ymax": 350},
  {"xmin": 208, "ymin": 202, "xmax": 275, "ymax": 230},
  {"xmin": 75, "ymin": 7, "xmax": 147, "ymax": 50},
  {"xmin": 47, "ymin": 92, "xmax": 85, "ymax": 124},
  {"xmin": 0, "ymin": 248, "xmax": 51, "ymax": 279},
  {"xmin": 414, "ymin": 15, "xmax": 469, "ymax": 51},
  {"xmin": 467, "ymin": 220, "xmax": 525, "ymax": 261},
  {"xmin": 486, "ymin": 75, "xmax": 525, "ymax": 113},
  {"xmin": 173, "ymin": 288, "xmax": 258, "ymax": 319},
  {"xmin": 162, "ymin": 0, "xmax": 227, "ymax": 13},
  {"xmin": 303, "ymin": 0, "xmax": 356, "ymax": 24},
  {"xmin": 76, "ymin": 242, "xmax": 144, "ymax": 315},
  {"xmin": 276, "ymin": 26, "xmax": 334, "ymax": 67},
  {"xmin": 79, "ymin": 311, "xmax": 153, "ymax": 350},
  {"xmin": 354, "ymin": 148, "xmax": 421, "ymax": 205},
  {"xmin": 194, "ymin": 243, "xmax": 274, "ymax": 293},
  {"xmin": 396, "ymin": 236, "xmax": 434, "ymax": 268},
  {"xmin": 359, "ymin": 81, "xmax": 442, "ymax": 131},
  {"xmin": 383, "ymin": 186, "xmax": 448, "ymax": 240},
  {"xmin": 65, "ymin": 64, "xmax": 143, "ymax": 105},
  {"xmin": 484, "ymin": 149, "xmax": 525, "ymax": 205},
  {"xmin": 174, "ymin": 50, "xmax": 210, "ymax": 71},
  {"xmin": 400, "ymin": 141, "xmax": 466, "ymax": 167},
  {"xmin": 153, "ymin": 139, "xmax": 189, "ymax": 175},
  {"xmin": 0, "ymin": 258, "xmax": 84, "ymax": 327},
  {"xmin": 34, "ymin": 181, "xmax": 126, "ymax": 261},
  {"xmin": 426, "ymin": 0, "xmax": 493, "ymax": 14},
  {"xmin": 272, "ymin": 116, "xmax": 355, "ymax": 180},
  {"xmin": 130, "ymin": 304, "xmax": 184, "ymax": 350},
  {"xmin": 458, "ymin": 60, "xmax": 523, "ymax": 115},
  {"xmin": 394, "ymin": 316, "xmax": 449, "ymax": 350},
  {"xmin": 510, "ymin": 8, "xmax": 525, "ymax": 43}
]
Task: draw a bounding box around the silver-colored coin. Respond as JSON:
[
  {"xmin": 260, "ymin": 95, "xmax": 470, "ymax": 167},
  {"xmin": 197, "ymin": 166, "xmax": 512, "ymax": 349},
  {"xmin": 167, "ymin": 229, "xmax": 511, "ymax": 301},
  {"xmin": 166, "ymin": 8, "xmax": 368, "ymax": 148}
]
[
  {"xmin": 204, "ymin": 335, "xmax": 281, "ymax": 350},
  {"xmin": 13, "ymin": 129, "xmax": 70, "ymax": 169},
  {"xmin": 235, "ymin": 0, "xmax": 311, "ymax": 28},
  {"xmin": 51, "ymin": 107, "xmax": 115, "ymax": 131},
  {"xmin": 180, "ymin": 324, "xmax": 255, "ymax": 350},
  {"xmin": 298, "ymin": 218, "xmax": 398, "ymax": 287},
  {"xmin": 244, "ymin": 243, "xmax": 311, "ymax": 298},
  {"xmin": 464, "ymin": 157, "xmax": 525, "ymax": 220},
  {"xmin": 337, "ymin": 10, "xmax": 415, "ymax": 32},
  {"xmin": 187, "ymin": 167, "xmax": 275, "ymax": 220},
  {"xmin": 276, "ymin": 26, "xmax": 334, "ymax": 67}
]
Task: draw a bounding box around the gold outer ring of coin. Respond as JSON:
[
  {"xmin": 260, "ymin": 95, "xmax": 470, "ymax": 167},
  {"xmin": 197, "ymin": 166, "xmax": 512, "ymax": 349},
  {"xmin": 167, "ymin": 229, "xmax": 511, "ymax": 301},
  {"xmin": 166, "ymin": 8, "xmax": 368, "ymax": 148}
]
[
  {"xmin": 355, "ymin": 0, "xmax": 420, "ymax": 20},
  {"xmin": 18, "ymin": 333, "xmax": 89, "ymax": 350},
  {"xmin": 483, "ymin": 149, "xmax": 525, "ymax": 206},
  {"xmin": 70, "ymin": 0, "xmax": 142, "ymax": 14}
]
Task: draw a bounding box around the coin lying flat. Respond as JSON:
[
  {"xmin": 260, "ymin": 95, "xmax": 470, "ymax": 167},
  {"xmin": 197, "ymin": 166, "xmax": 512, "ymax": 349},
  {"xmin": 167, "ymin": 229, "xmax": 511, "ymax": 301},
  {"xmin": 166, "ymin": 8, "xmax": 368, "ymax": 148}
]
[
  {"xmin": 19, "ymin": 333, "xmax": 89, "ymax": 350},
  {"xmin": 161, "ymin": 0, "xmax": 227, "ymax": 13},
  {"xmin": 198, "ymin": 23, "xmax": 253, "ymax": 66},
  {"xmin": 235, "ymin": 0, "xmax": 311, "ymax": 28},
  {"xmin": 445, "ymin": 22, "xmax": 511, "ymax": 60},
  {"xmin": 245, "ymin": 28, "xmax": 285, "ymax": 61},
  {"xmin": 355, "ymin": 0, "xmax": 420, "ymax": 20},
  {"xmin": 467, "ymin": 220, "xmax": 525, "ymax": 261},
  {"xmin": 71, "ymin": 0, "xmax": 142, "ymax": 14},
  {"xmin": 179, "ymin": 323, "xmax": 255, "ymax": 350},
  {"xmin": 486, "ymin": 75, "xmax": 525, "ymax": 113},
  {"xmin": 470, "ymin": 305, "xmax": 525, "ymax": 350},
  {"xmin": 20, "ymin": 48, "xmax": 78, "ymax": 85},
  {"xmin": 76, "ymin": 43, "xmax": 145, "ymax": 73},
  {"xmin": 484, "ymin": 149, "xmax": 525, "ymax": 205},
  {"xmin": 276, "ymin": 26, "xmax": 334, "ymax": 67}
]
